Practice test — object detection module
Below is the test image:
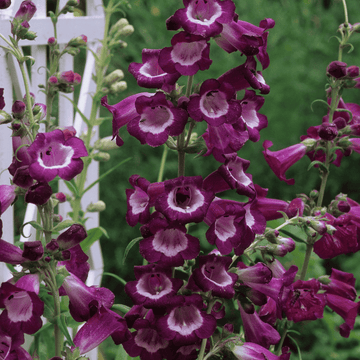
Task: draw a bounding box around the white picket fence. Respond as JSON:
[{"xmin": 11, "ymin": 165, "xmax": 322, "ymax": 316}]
[{"xmin": 0, "ymin": 1, "xmax": 105, "ymax": 358}]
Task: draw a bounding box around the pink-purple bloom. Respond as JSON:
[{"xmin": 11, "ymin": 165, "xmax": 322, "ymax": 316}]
[
  {"xmin": 0, "ymin": 185, "xmax": 16, "ymax": 216},
  {"xmin": 128, "ymin": 92, "xmax": 188, "ymax": 147},
  {"xmin": 159, "ymin": 32, "xmax": 212, "ymax": 76},
  {"xmin": 27, "ymin": 129, "xmax": 88, "ymax": 182},
  {"xmin": 166, "ymin": 0, "xmax": 235, "ymax": 37}
]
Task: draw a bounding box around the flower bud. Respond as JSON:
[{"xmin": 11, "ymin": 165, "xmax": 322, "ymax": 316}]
[
  {"xmin": 346, "ymin": 65, "xmax": 360, "ymax": 78},
  {"xmin": 326, "ymin": 61, "xmax": 347, "ymax": 78},
  {"xmin": 103, "ymin": 69, "xmax": 125, "ymax": 86},
  {"xmin": 309, "ymin": 220, "xmax": 327, "ymax": 235},
  {"xmin": 24, "ymin": 30, "xmax": 37, "ymax": 40},
  {"xmin": 12, "ymin": 100, "xmax": 26, "ymax": 119},
  {"xmin": 67, "ymin": 34, "xmax": 87, "ymax": 47},
  {"xmin": 53, "ymin": 214, "xmax": 63, "ymax": 223},
  {"xmin": 86, "ymin": 200, "xmax": 106, "ymax": 212},
  {"xmin": 49, "ymin": 76, "xmax": 59, "ymax": 84},
  {"xmin": 65, "ymin": 47, "xmax": 80, "ymax": 56},
  {"xmin": 109, "ymin": 81, "xmax": 127, "ymax": 94},
  {"xmin": 48, "ymin": 37, "xmax": 57, "ymax": 45},
  {"xmin": 22, "ymin": 240, "xmax": 44, "ymax": 261},
  {"xmin": 0, "ymin": 0, "xmax": 11, "ymax": 9},
  {"xmin": 317, "ymin": 275, "xmax": 331, "ymax": 285},
  {"xmin": 14, "ymin": 1, "xmax": 37, "ymax": 22},
  {"xmin": 109, "ymin": 18, "xmax": 129, "ymax": 37},
  {"xmin": 93, "ymin": 152, "xmax": 110, "ymax": 162},
  {"xmin": 94, "ymin": 136, "xmax": 119, "ymax": 151},
  {"xmin": 337, "ymin": 200, "xmax": 350, "ymax": 213},
  {"xmin": 353, "ymin": 23, "xmax": 360, "ymax": 33},
  {"xmin": 309, "ymin": 189, "xmax": 319, "ymax": 199},
  {"xmin": 333, "ymin": 117, "xmax": 347, "ymax": 129},
  {"xmin": 115, "ymin": 24, "xmax": 134, "ymax": 38},
  {"xmin": 264, "ymin": 229, "xmax": 279, "ymax": 244},
  {"xmin": 66, "ymin": 0, "xmax": 80, "ymax": 6},
  {"xmin": 25, "ymin": 182, "xmax": 53, "ymax": 205},
  {"xmin": 318, "ymin": 122, "xmax": 338, "ymax": 141},
  {"xmin": 33, "ymin": 103, "xmax": 47, "ymax": 120}
]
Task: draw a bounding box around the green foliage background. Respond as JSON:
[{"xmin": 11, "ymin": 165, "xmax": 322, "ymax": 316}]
[{"xmin": 96, "ymin": 0, "xmax": 360, "ymax": 359}]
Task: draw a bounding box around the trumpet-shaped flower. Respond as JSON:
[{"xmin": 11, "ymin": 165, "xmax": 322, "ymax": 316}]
[{"xmin": 27, "ymin": 129, "xmax": 88, "ymax": 182}]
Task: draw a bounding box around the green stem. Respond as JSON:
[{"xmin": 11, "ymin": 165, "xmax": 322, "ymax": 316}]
[
  {"xmin": 157, "ymin": 145, "xmax": 169, "ymax": 182},
  {"xmin": 342, "ymin": 0, "xmax": 349, "ymax": 27},
  {"xmin": 276, "ymin": 328, "xmax": 288, "ymax": 355},
  {"xmin": 197, "ymin": 298, "xmax": 216, "ymax": 360},
  {"xmin": 299, "ymin": 242, "xmax": 314, "ymax": 280}
]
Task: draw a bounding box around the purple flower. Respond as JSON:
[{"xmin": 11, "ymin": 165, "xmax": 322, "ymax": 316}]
[
  {"xmin": 262, "ymin": 140, "xmax": 308, "ymax": 185},
  {"xmin": 129, "ymin": 49, "xmax": 181, "ymax": 91},
  {"xmin": 155, "ymin": 176, "xmax": 214, "ymax": 224},
  {"xmin": 159, "ymin": 32, "xmax": 212, "ymax": 76},
  {"xmin": 157, "ymin": 294, "xmax": 216, "ymax": 346},
  {"xmin": 24, "ymin": 181, "xmax": 52, "ymax": 205},
  {"xmin": 0, "ymin": 274, "xmax": 44, "ymax": 336},
  {"xmin": 13, "ymin": 1, "xmax": 36, "ymax": 22},
  {"xmin": 238, "ymin": 301, "xmax": 280, "ymax": 349},
  {"xmin": 139, "ymin": 222, "xmax": 200, "ymax": 267},
  {"xmin": 166, "ymin": 0, "xmax": 235, "ymax": 37},
  {"xmin": 326, "ymin": 61, "xmax": 347, "ymax": 78},
  {"xmin": 283, "ymin": 279, "xmax": 326, "ymax": 322},
  {"xmin": 187, "ymin": 79, "xmax": 242, "ymax": 126},
  {"xmin": 239, "ymin": 90, "xmax": 268, "ymax": 142},
  {"xmin": 0, "ymin": 185, "xmax": 16, "ymax": 216},
  {"xmin": 27, "ymin": 129, "xmax": 88, "ymax": 183},
  {"xmin": 73, "ymin": 306, "xmax": 130, "ymax": 354},
  {"xmin": 0, "ymin": 88, "xmax": 5, "ymax": 109},
  {"xmin": 56, "ymin": 224, "xmax": 87, "ymax": 251},
  {"xmin": 128, "ymin": 92, "xmax": 188, "ymax": 147},
  {"xmin": 0, "ymin": 239, "xmax": 27, "ymax": 265},
  {"xmin": 0, "ymin": 0, "xmax": 11, "ymax": 9},
  {"xmin": 232, "ymin": 342, "xmax": 290, "ymax": 360},
  {"xmin": 215, "ymin": 18, "xmax": 275, "ymax": 69},
  {"xmin": 101, "ymin": 93, "xmax": 152, "ymax": 146},
  {"xmin": 189, "ymin": 254, "xmax": 237, "ymax": 298},
  {"xmin": 62, "ymin": 272, "xmax": 114, "ymax": 322},
  {"xmin": 22, "ymin": 240, "xmax": 43, "ymax": 261},
  {"xmin": 125, "ymin": 264, "xmax": 183, "ymax": 308}
]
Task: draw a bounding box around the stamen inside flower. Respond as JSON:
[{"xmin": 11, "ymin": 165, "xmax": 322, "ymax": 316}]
[
  {"xmin": 200, "ymin": 90, "xmax": 228, "ymax": 118},
  {"xmin": 168, "ymin": 185, "xmax": 205, "ymax": 213},
  {"xmin": 139, "ymin": 106, "xmax": 174, "ymax": 134},
  {"xmin": 5, "ymin": 291, "xmax": 33, "ymax": 322},
  {"xmin": 168, "ymin": 305, "xmax": 203, "ymax": 335},
  {"xmin": 38, "ymin": 142, "xmax": 74, "ymax": 169}
]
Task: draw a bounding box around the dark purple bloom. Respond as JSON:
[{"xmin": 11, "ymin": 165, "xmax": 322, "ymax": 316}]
[
  {"xmin": 155, "ymin": 176, "xmax": 214, "ymax": 224},
  {"xmin": 0, "ymin": 239, "xmax": 27, "ymax": 265},
  {"xmin": 11, "ymin": 101, "xmax": 26, "ymax": 119},
  {"xmin": 0, "ymin": 88, "xmax": 5, "ymax": 109},
  {"xmin": 24, "ymin": 181, "xmax": 52, "ymax": 205},
  {"xmin": 73, "ymin": 306, "xmax": 130, "ymax": 354},
  {"xmin": 56, "ymin": 224, "xmax": 87, "ymax": 251},
  {"xmin": 326, "ymin": 61, "xmax": 347, "ymax": 78},
  {"xmin": 62, "ymin": 272, "xmax": 114, "ymax": 322},
  {"xmin": 321, "ymin": 268, "xmax": 356, "ymax": 300},
  {"xmin": 239, "ymin": 90, "xmax": 268, "ymax": 142},
  {"xmin": 283, "ymin": 279, "xmax": 326, "ymax": 322},
  {"xmin": 59, "ymin": 70, "xmax": 81, "ymax": 85},
  {"xmin": 128, "ymin": 92, "xmax": 188, "ymax": 147},
  {"xmin": 189, "ymin": 254, "xmax": 237, "ymax": 298},
  {"xmin": 22, "ymin": 240, "xmax": 43, "ymax": 261},
  {"xmin": 187, "ymin": 78, "xmax": 242, "ymax": 126},
  {"xmin": 0, "ymin": 185, "xmax": 16, "ymax": 216},
  {"xmin": 202, "ymin": 121, "xmax": 249, "ymax": 162},
  {"xmin": 318, "ymin": 122, "xmax": 338, "ymax": 140},
  {"xmin": 0, "ymin": 274, "xmax": 44, "ymax": 336},
  {"xmin": 27, "ymin": 129, "xmax": 88, "ymax": 183},
  {"xmin": 125, "ymin": 264, "xmax": 183, "ymax": 308},
  {"xmin": 166, "ymin": 0, "xmax": 235, "ymax": 37},
  {"xmin": 215, "ymin": 18, "xmax": 275, "ymax": 69},
  {"xmin": 157, "ymin": 294, "xmax": 216, "ymax": 346},
  {"xmin": 238, "ymin": 301, "xmax": 280, "ymax": 349},
  {"xmin": 129, "ymin": 49, "xmax": 181, "ymax": 91},
  {"xmin": 13, "ymin": 1, "xmax": 36, "ymax": 22},
  {"xmin": 139, "ymin": 222, "xmax": 200, "ymax": 267},
  {"xmin": 0, "ymin": 0, "xmax": 11, "ymax": 9},
  {"xmin": 159, "ymin": 32, "xmax": 212, "ymax": 76},
  {"xmin": 232, "ymin": 342, "xmax": 290, "ymax": 360},
  {"xmin": 346, "ymin": 65, "xmax": 360, "ymax": 78},
  {"xmin": 101, "ymin": 93, "xmax": 152, "ymax": 146},
  {"xmin": 262, "ymin": 140, "xmax": 308, "ymax": 185}
]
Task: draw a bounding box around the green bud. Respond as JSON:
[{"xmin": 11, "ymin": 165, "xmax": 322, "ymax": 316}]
[
  {"xmin": 109, "ymin": 18, "xmax": 129, "ymax": 37},
  {"xmin": 94, "ymin": 136, "xmax": 119, "ymax": 151},
  {"xmin": 86, "ymin": 201, "xmax": 106, "ymax": 212},
  {"xmin": 66, "ymin": 0, "xmax": 79, "ymax": 6},
  {"xmin": 317, "ymin": 275, "xmax": 331, "ymax": 285},
  {"xmin": 326, "ymin": 224, "xmax": 337, "ymax": 235},
  {"xmin": 67, "ymin": 35, "xmax": 87, "ymax": 47},
  {"xmin": 0, "ymin": 110, "xmax": 13, "ymax": 125},
  {"xmin": 24, "ymin": 31, "xmax": 37, "ymax": 40},
  {"xmin": 309, "ymin": 189, "xmax": 319, "ymax": 199},
  {"xmin": 114, "ymin": 24, "xmax": 134, "ymax": 38},
  {"xmin": 104, "ymin": 69, "xmax": 125, "ymax": 86},
  {"xmin": 301, "ymin": 137, "xmax": 317, "ymax": 149},
  {"xmin": 264, "ymin": 229, "xmax": 279, "ymax": 244},
  {"xmin": 353, "ymin": 23, "xmax": 360, "ymax": 33},
  {"xmin": 93, "ymin": 152, "xmax": 111, "ymax": 162},
  {"xmin": 337, "ymin": 136, "xmax": 352, "ymax": 149},
  {"xmin": 64, "ymin": 47, "xmax": 81, "ymax": 56},
  {"xmin": 110, "ymin": 81, "xmax": 127, "ymax": 94}
]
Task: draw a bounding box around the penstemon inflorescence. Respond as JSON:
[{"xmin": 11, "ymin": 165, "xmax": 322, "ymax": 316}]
[{"xmin": 0, "ymin": 0, "xmax": 360, "ymax": 359}]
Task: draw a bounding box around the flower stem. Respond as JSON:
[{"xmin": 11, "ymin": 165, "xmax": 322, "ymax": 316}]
[
  {"xmin": 197, "ymin": 298, "xmax": 216, "ymax": 360},
  {"xmin": 299, "ymin": 242, "xmax": 314, "ymax": 281},
  {"xmin": 157, "ymin": 145, "xmax": 169, "ymax": 182}
]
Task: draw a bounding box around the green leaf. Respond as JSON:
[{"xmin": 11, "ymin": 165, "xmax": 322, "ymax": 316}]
[
  {"xmin": 52, "ymin": 219, "xmax": 77, "ymax": 232},
  {"xmin": 21, "ymin": 221, "xmax": 43, "ymax": 237},
  {"xmin": 279, "ymin": 229, "xmax": 307, "ymax": 243},
  {"xmin": 288, "ymin": 335, "xmax": 302, "ymax": 360},
  {"xmin": 63, "ymin": 179, "xmax": 80, "ymax": 197},
  {"xmin": 82, "ymin": 157, "xmax": 131, "ymax": 195},
  {"xmin": 6, "ymin": 263, "xmax": 18, "ymax": 273},
  {"xmin": 81, "ymin": 226, "xmax": 108, "ymax": 253},
  {"xmin": 123, "ymin": 236, "xmax": 143, "ymax": 265},
  {"xmin": 112, "ymin": 304, "xmax": 131, "ymax": 314},
  {"xmin": 115, "ymin": 344, "xmax": 136, "ymax": 360},
  {"xmin": 307, "ymin": 160, "xmax": 328, "ymax": 172},
  {"xmin": 310, "ymin": 99, "xmax": 330, "ymax": 112},
  {"xmin": 60, "ymin": 94, "xmax": 91, "ymax": 127},
  {"xmin": 103, "ymin": 272, "xmax": 127, "ymax": 286},
  {"xmin": 56, "ymin": 313, "xmax": 75, "ymax": 347}
]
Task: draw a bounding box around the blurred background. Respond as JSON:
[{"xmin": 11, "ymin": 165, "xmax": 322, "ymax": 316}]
[{"xmin": 87, "ymin": 0, "xmax": 360, "ymax": 358}]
